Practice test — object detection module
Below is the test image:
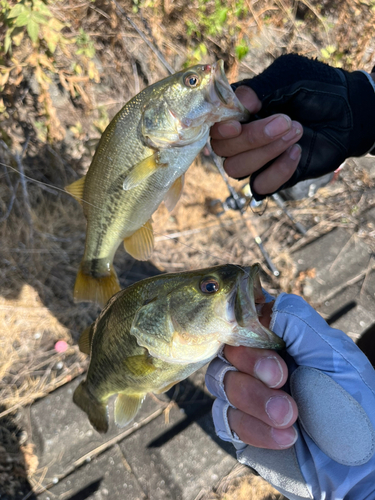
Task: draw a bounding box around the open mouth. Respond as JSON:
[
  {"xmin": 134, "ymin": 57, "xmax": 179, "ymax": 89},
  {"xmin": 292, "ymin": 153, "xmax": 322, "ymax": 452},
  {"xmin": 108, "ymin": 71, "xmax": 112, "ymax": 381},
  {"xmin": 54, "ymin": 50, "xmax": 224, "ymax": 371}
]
[{"xmin": 212, "ymin": 60, "xmax": 230, "ymax": 105}]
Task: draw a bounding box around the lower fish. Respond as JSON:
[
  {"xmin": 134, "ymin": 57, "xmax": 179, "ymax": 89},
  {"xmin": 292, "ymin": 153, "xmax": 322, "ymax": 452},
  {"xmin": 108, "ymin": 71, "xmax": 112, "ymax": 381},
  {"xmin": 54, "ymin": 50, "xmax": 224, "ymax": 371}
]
[{"xmin": 73, "ymin": 264, "xmax": 284, "ymax": 433}]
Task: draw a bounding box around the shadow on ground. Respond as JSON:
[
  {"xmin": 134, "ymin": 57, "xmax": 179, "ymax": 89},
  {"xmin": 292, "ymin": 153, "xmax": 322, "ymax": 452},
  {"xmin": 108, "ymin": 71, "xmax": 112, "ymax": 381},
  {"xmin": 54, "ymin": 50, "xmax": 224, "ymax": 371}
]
[{"xmin": 0, "ymin": 407, "xmax": 37, "ymax": 500}]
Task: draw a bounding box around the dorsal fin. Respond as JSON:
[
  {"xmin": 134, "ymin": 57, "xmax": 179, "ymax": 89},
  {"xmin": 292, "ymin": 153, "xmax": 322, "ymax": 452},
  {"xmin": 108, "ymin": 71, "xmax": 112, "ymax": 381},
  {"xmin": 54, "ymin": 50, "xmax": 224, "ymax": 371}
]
[{"xmin": 78, "ymin": 325, "xmax": 94, "ymax": 354}]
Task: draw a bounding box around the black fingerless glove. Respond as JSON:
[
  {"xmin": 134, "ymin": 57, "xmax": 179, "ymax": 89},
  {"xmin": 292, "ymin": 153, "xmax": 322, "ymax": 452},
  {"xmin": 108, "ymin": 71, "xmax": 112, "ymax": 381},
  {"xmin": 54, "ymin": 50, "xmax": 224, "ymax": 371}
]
[{"xmin": 232, "ymin": 54, "xmax": 375, "ymax": 200}]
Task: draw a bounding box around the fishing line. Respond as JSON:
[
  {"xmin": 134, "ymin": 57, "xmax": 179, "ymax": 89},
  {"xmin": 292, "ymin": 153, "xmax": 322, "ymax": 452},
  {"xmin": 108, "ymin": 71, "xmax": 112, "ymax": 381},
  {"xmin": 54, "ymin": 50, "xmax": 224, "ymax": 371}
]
[{"xmin": 0, "ymin": 159, "xmax": 251, "ymax": 273}]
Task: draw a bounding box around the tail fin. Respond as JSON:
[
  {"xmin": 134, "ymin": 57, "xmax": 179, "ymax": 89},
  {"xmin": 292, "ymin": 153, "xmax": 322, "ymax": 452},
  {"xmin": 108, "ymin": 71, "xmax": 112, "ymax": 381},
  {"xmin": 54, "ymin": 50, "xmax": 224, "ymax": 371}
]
[
  {"xmin": 73, "ymin": 264, "xmax": 121, "ymax": 308},
  {"xmin": 73, "ymin": 381, "xmax": 109, "ymax": 433}
]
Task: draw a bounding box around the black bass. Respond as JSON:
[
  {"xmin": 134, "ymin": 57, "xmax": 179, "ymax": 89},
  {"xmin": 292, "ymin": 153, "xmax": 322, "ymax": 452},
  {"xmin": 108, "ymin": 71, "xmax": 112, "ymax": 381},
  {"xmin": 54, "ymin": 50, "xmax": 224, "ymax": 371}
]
[
  {"xmin": 65, "ymin": 61, "xmax": 250, "ymax": 307},
  {"xmin": 73, "ymin": 264, "xmax": 284, "ymax": 433}
]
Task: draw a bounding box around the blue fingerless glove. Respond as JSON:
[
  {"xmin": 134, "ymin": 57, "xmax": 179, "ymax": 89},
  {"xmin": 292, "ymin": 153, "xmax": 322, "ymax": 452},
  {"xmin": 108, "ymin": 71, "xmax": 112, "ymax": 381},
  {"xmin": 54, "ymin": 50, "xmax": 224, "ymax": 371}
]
[{"xmin": 206, "ymin": 293, "xmax": 375, "ymax": 500}]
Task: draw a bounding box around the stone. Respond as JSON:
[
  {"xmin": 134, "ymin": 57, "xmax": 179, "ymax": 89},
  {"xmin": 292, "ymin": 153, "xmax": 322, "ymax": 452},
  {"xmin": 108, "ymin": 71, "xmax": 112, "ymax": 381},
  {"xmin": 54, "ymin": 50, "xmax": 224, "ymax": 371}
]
[
  {"xmin": 37, "ymin": 446, "xmax": 145, "ymax": 500},
  {"xmin": 29, "ymin": 377, "xmax": 166, "ymax": 486}
]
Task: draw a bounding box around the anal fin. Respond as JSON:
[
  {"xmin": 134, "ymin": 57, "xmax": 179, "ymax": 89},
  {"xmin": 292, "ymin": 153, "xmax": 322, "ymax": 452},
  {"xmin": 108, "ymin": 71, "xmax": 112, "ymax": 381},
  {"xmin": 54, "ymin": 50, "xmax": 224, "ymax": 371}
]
[
  {"xmin": 164, "ymin": 174, "xmax": 184, "ymax": 212},
  {"xmin": 65, "ymin": 176, "xmax": 86, "ymax": 205},
  {"xmin": 114, "ymin": 393, "xmax": 145, "ymax": 427},
  {"xmin": 123, "ymin": 219, "xmax": 154, "ymax": 260},
  {"xmin": 124, "ymin": 355, "xmax": 156, "ymax": 377}
]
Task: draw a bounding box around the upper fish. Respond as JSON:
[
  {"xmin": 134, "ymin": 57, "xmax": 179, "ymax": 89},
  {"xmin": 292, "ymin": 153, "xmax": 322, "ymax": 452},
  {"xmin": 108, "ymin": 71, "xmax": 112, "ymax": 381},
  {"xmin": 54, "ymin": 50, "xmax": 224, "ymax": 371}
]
[{"xmin": 65, "ymin": 61, "xmax": 250, "ymax": 307}]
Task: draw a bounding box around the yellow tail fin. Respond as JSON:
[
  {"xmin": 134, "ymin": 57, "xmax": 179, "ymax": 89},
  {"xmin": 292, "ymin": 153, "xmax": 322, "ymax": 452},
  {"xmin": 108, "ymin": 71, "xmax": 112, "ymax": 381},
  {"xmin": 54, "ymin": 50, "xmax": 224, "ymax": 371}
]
[
  {"xmin": 73, "ymin": 381, "xmax": 109, "ymax": 433},
  {"xmin": 73, "ymin": 264, "xmax": 121, "ymax": 308}
]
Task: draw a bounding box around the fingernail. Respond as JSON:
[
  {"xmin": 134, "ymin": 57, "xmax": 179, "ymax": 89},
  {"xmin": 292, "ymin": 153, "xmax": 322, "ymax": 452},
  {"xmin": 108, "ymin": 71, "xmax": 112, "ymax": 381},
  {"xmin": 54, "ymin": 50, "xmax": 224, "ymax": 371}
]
[
  {"xmin": 282, "ymin": 124, "xmax": 302, "ymax": 142},
  {"xmin": 217, "ymin": 120, "xmax": 241, "ymax": 138},
  {"xmin": 266, "ymin": 396, "xmax": 293, "ymax": 426},
  {"xmin": 254, "ymin": 356, "xmax": 283, "ymax": 388},
  {"xmin": 264, "ymin": 115, "xmax": 291, "ymax": 138},
  {"xmin": 271, "ymin": 427, "xmax": 298, "ymax": 448},
  {"xmin": 288, "ymin": 144, "xmax": 302, "ymax": 161}
]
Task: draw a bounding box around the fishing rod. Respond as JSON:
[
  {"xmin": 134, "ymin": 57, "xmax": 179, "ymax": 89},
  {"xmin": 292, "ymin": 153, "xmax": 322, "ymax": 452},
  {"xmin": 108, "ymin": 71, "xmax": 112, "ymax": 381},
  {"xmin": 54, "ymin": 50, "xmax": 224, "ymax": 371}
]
[{"xmin": 113, "ymin": 4, "xmax": 284, "ymax": 277}]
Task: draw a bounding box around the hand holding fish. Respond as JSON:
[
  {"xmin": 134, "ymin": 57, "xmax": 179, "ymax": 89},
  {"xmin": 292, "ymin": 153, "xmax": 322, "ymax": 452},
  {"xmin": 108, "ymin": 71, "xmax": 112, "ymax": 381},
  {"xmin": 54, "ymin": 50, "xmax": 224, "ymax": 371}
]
[
  {"xmin": 210, "ymin": 86, "xmax": 303, "ymax": 197},
  {"xmin": 212, "ymin": 54, "xmax": 375, "ymax": 201},
  {"xmin": 206, "ymin": 293, "xmax": 375, "ymax": 500},
  {"xmin": 73, "ymin": 264, "xmax": 284, "ymax": 434}
]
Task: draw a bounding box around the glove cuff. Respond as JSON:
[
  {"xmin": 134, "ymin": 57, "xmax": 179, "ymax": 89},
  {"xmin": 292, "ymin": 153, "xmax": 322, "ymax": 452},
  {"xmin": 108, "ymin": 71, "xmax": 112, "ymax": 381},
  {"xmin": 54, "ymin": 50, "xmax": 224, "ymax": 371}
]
[
  {"xmin": 359, "ymin": 70, "xmax": 375, "ymax": 155},
  {"xmin": 339, "ymin": 69, "xmax": 375, "ymax": 157}
]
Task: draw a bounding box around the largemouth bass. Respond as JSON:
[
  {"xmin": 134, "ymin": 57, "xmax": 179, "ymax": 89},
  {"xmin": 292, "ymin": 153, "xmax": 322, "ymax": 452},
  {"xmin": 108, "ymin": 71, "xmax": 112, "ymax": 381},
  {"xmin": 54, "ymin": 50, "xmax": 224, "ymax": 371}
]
[
  {"xmin": 73, "ymin": 264, "xmax": 284, "ymax": 433},
  {"xmin": 65, "ymin": 61, "xmax": 249, "ymax": 307}
]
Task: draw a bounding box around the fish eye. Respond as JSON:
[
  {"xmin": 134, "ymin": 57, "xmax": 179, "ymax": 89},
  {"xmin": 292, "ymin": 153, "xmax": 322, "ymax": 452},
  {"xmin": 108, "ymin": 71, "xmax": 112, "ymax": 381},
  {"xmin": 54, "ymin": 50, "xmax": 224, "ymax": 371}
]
[
  {"xmin": 184, "ymin": 73, "xmax": 199, "ymax": 88},
  {"xmin": 200, "ymin": 277, "xmax": 220, "ymax": 294}
]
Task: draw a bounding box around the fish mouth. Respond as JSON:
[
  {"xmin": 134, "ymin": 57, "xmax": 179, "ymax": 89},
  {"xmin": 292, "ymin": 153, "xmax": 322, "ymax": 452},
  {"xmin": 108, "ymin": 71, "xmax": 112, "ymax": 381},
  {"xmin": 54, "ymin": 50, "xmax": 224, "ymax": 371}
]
[
  {"xmin": 209, "ymin": 60, "xmax": 250, "ymax": 122},
  {"xmin": 226, "ymin": 265, "xmax": 285, "ymax": 350},
  {"xmin": 213, "ymin": 60, "xmax": 229, "ymax": 105}
]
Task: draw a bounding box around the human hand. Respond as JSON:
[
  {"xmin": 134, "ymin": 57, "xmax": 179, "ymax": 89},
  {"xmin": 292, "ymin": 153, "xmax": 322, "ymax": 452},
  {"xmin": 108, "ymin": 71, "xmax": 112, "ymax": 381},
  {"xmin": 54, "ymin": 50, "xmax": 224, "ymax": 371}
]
[
  {"xmin": 210, "ymin": 86, "xmax": 303, "ymax": 197},
  {"xmin": 206, "ymin": 293, "xmax": 375, "ymax": 499},
  {"xmin": 220, "ymin": 54, "xmax": 375, "ymax": 201},
  {"xmin": 206, "ymin": 297, "xmax": 299, "ymax": 450}
]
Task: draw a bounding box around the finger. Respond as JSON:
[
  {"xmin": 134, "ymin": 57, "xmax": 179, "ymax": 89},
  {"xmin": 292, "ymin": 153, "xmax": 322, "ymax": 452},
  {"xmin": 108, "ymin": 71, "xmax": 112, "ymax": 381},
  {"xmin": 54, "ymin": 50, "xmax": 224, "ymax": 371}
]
[
  {"xmin": 228, "ymin": 407, "xmax": 298, "ymax": 449},
  {"xmin": 212, "ymin": 115, "xmax": 300, "ymax": 158},
  {"xmin": 224, "ymin": 345, "xmax": 288, "ymax": 388},
  {"xmin": 210, "ymin": 86, "xmax": 261, "ymax": 140},
  {"xmin": 223, "ymin": 121, "xmax": 302, "ymax": 178},
  {"xmin": 252, "ymin": 144, "xmax": 302, "ymax": 195},
  {"xmin": 235, "ymin": 86, "xmax": 262, "ymax": 113},
  {"xmin": 225, "ymin": 370, "xmax": 298, "ymax": 428}
]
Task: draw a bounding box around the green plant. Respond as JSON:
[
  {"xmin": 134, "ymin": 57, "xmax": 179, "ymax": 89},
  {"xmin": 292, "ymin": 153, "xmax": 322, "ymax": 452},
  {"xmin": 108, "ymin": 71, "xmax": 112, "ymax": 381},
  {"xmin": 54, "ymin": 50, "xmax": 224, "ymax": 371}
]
[
  {"xmin": 0, "ymin": 0, "xmax": 99, "ymax": 141},
  {"xmin": 235, "ymin": 39, "xmax": 249, "ymax": 61}
]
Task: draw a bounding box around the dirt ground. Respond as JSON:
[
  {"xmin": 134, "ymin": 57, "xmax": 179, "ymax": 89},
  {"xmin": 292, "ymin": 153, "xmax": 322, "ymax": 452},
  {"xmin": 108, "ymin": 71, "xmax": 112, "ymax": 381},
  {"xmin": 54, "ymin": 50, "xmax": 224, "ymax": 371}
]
[{"xmin": 1, "ymin": 0, "xmax": 375, "ymax": 497}]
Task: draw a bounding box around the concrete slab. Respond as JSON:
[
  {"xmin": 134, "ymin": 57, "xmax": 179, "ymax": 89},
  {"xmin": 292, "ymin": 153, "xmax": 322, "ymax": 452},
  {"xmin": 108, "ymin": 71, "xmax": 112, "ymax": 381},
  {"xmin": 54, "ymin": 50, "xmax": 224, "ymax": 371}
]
[
  {"xmin": 30, "ymin": 376, "xmax": 167, "ymax": 486},
  {"xmin": 317, "ymin": 283, "xmax": 375, "ymax": 341},
  {"xmin": 38, "ymin": 445, "xmax": 145, "ymax": 500},
  {"xmin": 119, "ymin": 401, "xmax": 236, "ymax": 500},
  {"xmin": 293, "ymin": 228, "xmax": 373, "ymax": 302}
]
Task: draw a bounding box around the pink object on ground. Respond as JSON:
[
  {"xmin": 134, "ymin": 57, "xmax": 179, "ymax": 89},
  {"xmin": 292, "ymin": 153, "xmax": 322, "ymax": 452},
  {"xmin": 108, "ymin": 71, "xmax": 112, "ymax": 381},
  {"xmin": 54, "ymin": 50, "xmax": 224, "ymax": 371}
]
[{"xmin": 54, "ymin": 340, "xmax": 69, "ymax": 353}]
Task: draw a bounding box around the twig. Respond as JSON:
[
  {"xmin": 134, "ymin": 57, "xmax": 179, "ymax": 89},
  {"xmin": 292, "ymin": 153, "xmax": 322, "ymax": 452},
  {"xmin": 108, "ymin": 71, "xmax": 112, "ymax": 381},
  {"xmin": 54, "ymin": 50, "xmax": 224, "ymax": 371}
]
[
  {"xmin": 33, "ymin": 406, "xmax": 166, "ymax": 494},
  {"xmin": 14, "ymin": 136, "xmax": 33, "ymax": 237},
  {"xmin": 360, "ymin": 255, "xmax": 374, "ymax": 296},
  {"xmin": 328, "ymin": 232, "xmax": 355, "ymax": 272},
  {"xmin": 131, "ymin": 58, "xmax": 140, "ymax": 94},
  {"xmin": 0, "ymin": 364, "xmax": 86, "ymax": 419},
  {"xmin": 315, "ymin": 262, "xmax": 375, "ymax": 307},
  {"xmin": 113, "ymin": 0, "xmax": 174, "ymax": 75}
]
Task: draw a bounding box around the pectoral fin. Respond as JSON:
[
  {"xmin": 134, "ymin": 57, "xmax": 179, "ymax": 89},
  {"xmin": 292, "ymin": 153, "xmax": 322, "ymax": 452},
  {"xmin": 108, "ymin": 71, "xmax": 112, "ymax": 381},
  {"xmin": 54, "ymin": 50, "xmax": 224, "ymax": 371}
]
[
  {"xmin": 124, "ymin": 355, "xmax": 156, "ymax": 377},
  {"xmin": 114, "ymin": 393, "xmax": 145, "ymax": 427},
  {"xmin": 123, "ymin": 153, "xmax": 167, "ymax": 191},
  {"xmin": 65, "ymin": 176, "xmax": 86, "ymax": 204},
  {"xmin": 164, "ymin": 174, "xmax": 184, "ymax": 212},
  {"xmin": 123, "ymin": 219, "xmax": 154, "ymax": 260}
]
